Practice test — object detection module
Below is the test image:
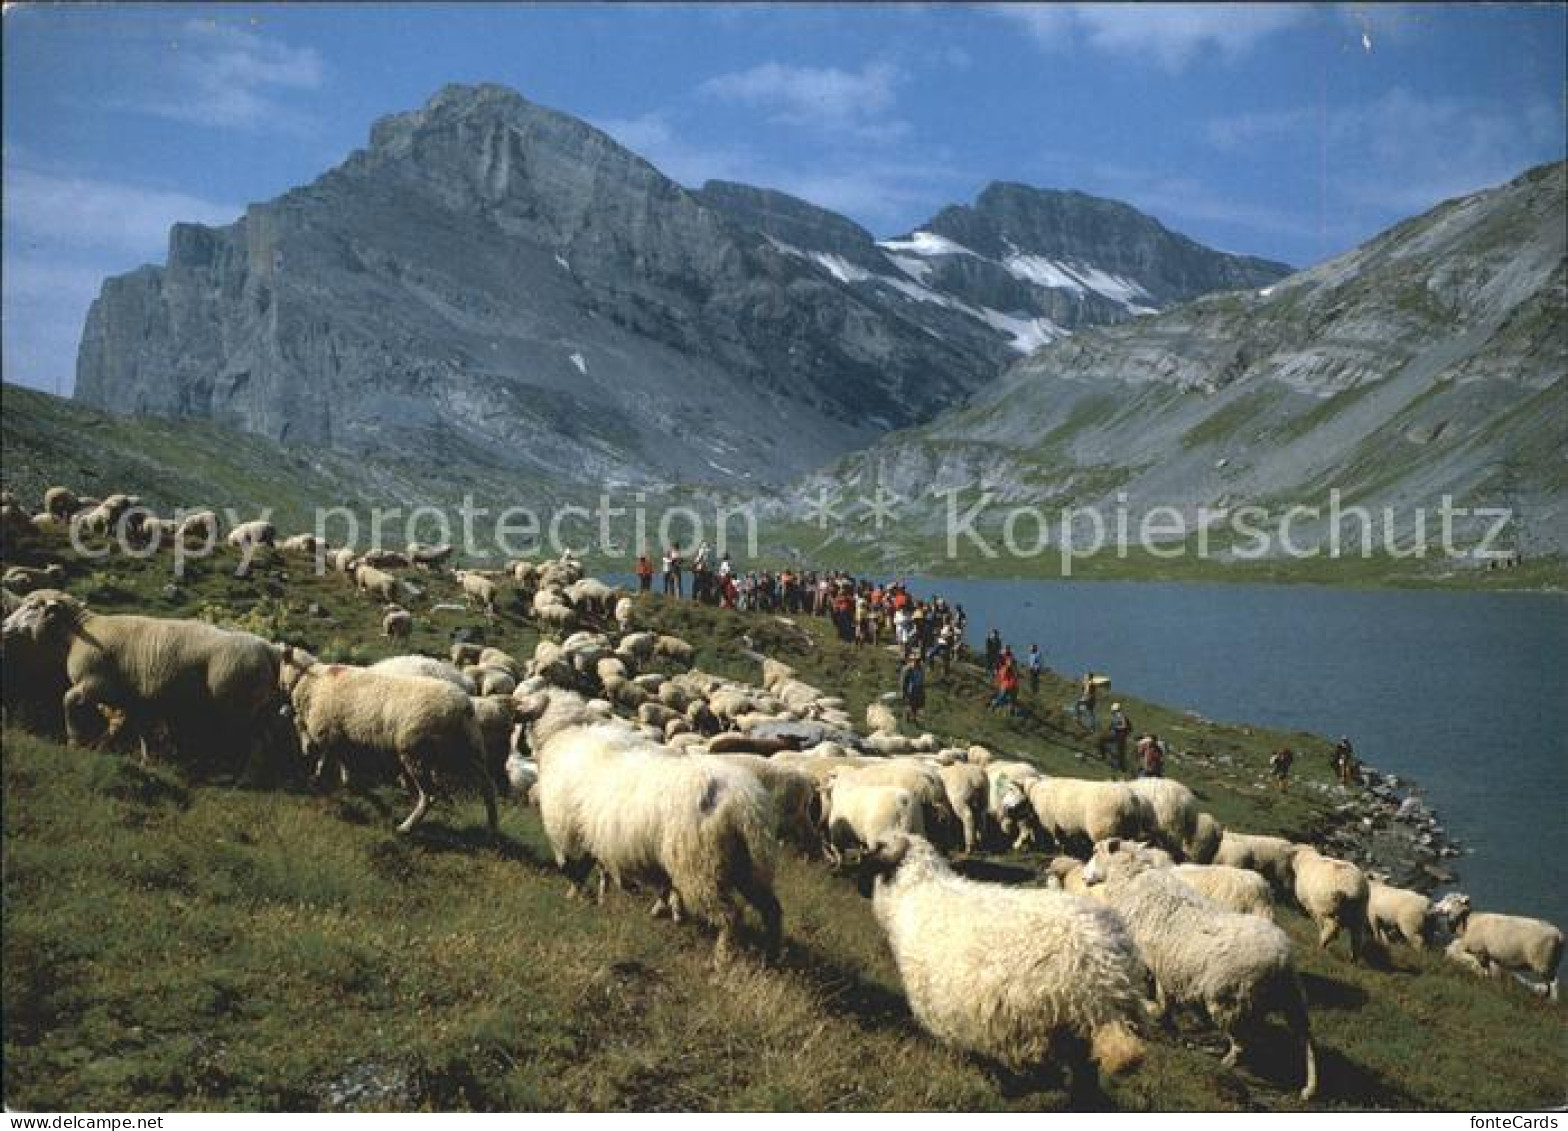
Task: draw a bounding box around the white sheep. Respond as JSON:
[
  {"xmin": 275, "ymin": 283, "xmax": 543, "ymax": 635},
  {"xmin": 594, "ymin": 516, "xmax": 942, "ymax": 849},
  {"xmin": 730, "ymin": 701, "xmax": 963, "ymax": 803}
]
[
  {"xmin": 824, "ymin": 780, "xmax": 923, "ymax": 861},
  {"xmin": 1023, "ymin": 777, "xmax": 1153, "ymax": 855},
  {"xmin": 514, "ymin": 689, "xmax": 782, "ymax": 964},
  {"xmin": 614, "ymin": 596, "xmax": 635, "ymax": 633},
  {"xmin": 353, "ymin": 562, "xmax": 413, "ymax": 604},
  {"xmin": 279, "ymin": 533, "xmax": 318, "ymax": 554},
  {"xmin": 279, "ymin": 647, "xmax": 498, "ymax": 834},
  {"xmin": 1367, "ymin": 880, "xmax": 1432, "ymax": 950},
  {"xmin": 367, "ymin": 655, "xmax": 476, "ymax": 695},
  {"xmin": 835, "ymin": 760, "xmax": 956, "ymax": 846},
  {"xmin": 857, "ymin": 834, "xmax": 1147, "ymax": 1095},
  {"xmin": 1289, "ymin": 846, "xmax": 1370, "ymax": 962},
  {"xmin": 1211, "ymin": 830, "xmax": 1298, "ymax": 893},
  {"xmin": 1172, "ymin": 863, "xmax": 1276, "ymax": 921},
  {"xmin": 654, "ymin": 634, "xmax": 695, "ymax": 667},
  {"xmin": 936, "ymin": 762, "xmax": 989, "ymax": 854},
  {"xmin": 1439, "ymin": 895, "xmax": 1561, "ymax": 1000},
  {"xmin": 1083, "ymin": 838, "xmax": 1317, "ymax": 1100},
  {"xmin": 1125, "ymin": 777, "xmax": 1200, "ymax": 858},
  {"xmin": 866, "ymin": 701, "xmax": 900, "ymax": 736},
  {"xmin": 454, "ymin": 570, "xmax": 500, "ymax": 616}
]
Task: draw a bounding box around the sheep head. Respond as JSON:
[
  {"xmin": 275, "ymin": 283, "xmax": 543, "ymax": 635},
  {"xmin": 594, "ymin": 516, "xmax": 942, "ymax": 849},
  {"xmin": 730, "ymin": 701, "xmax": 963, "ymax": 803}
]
[
  {"xmin": 277, "ymin": 644, "xmax": 319, "ymax": 695},
  {"xmin": 2, "ymin": 591, "xmax": 80, "ymax": 643},
  {"xmin": 1083, "ymin": 837, "xmax": 1159, "ymax": 887},
  {"xmin": 853, "ymin": 834, "xmax": 913, "ymax": 898}
]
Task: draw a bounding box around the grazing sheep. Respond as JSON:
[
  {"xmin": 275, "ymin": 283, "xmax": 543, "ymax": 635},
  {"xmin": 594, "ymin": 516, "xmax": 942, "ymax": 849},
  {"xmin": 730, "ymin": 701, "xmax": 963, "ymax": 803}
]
[
  {"xmin": 1023, "ymin": 777, "xmax": 1153, "ymax": 855},
  {"xmin": 824, "ymin": 780, "xmax": 924, "ymax": 862},
  {"xmin": 866, "ymin": 701, "xmax": 900, "ymax": 736},
  {"xmin": 983, "ymin": 761, "xmax": 1044, "ymax": 849},
  {"xmin": 353, "ymin": 562, "xmax": 413, "ymax": 604},
  {"xmin": 1172, "ymin": 864, "xmax": 1276, "ymax": 921},
  {"xmin": 382, "ymin": 605, "xmax": 413, "ymax": 639},
  {"xmin": 760, "ymin": 658, "xmax": 797, "ymax": 691},
  {"xmin": 1289, "ymin": 846, "xmax": 1370, "ymax": 962},
  {"xmin": 3, "ymin": 592, "xmax": 280, "ymax": 766},
  {"xmin": 454, "ymin": 570, "xmax": 500, "ymax": 616},
  {"xmin": 367, "ymin": 655, "xmax": 476, "ymax": 695},
  {"xmin": 654, "ymin": 634, "xmax": 695, "ymax": 667},
  {"xmin": 279, "ymin": 533, "xmax": 319, "ymax": 554},
  {"xmin": 614, "ymin": 596, "xmax": 635, "ymax": 633},
  {"xmin": 857, "ymin": 834, "xmax": 1147, "ymax": 1095},
  {"xmin": 618, "ymin": 632, "xmax": 657, "ymax": 663},
  {"xmin": 567, "ymin": 577, "xmax": 615, "ymax": 616},
  {"xmin": 936, "ymin": 762, "xmax": 989, "ymax": 854},
  {"xmin": 279, "ymin": 647, "xmax": 498, "ymax": 835},
  {"xmin": 1367, "ymin": 880, "xmax": 1432, "ymax": 951},
  {"xmin": 835, "ymin": 760, "xmax": 956, "ymax": 846},
  {"xmin": 1125, "ymin": 778, "xmax": 1200, "ymax": 858},
  {"xmin": 514, "ymin": 689, "xmax": 782, "ymax": 965},
  {"xmin": 1083, "ymin": 838, "xmax": 1317, "ymax": 1100},
  {"xmin": 1439, "ymin": 895, "xmax": 1561, "ymax": 1000},
  {"xmin": 2, "ymin": 588, "xmax": 75, "ymax": 735},
  {"xmin": 1212, "ymin": 831, "xmax": 1298, "ymax": 893},
  {"xmin": 535, "ymin": 602, "xmax": 578, "ymax": 634},
  {"xmin": 226, "ymin": 519, "xmax": 276, "ymax": 549}
]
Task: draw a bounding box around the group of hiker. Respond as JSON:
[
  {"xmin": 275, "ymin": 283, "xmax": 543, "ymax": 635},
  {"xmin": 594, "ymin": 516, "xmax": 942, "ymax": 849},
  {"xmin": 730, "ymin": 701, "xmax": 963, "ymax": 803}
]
[{"xmin": 635, "ymin": 548, "xmax": 1363, "ymax": 788}]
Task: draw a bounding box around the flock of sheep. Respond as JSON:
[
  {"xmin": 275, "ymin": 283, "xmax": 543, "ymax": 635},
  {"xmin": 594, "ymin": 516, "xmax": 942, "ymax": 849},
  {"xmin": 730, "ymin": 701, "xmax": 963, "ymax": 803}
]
[{"xmin": 2, "ymin": 483, "xmax": 1563, "ymax": 1105}]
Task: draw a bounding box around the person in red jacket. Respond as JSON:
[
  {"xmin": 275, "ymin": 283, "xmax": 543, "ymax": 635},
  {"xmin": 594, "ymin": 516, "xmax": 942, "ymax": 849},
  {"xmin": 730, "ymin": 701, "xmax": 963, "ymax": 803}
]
[{"xmin": 635, "ymin": 553, "xmax": 653, "ymax": 592}]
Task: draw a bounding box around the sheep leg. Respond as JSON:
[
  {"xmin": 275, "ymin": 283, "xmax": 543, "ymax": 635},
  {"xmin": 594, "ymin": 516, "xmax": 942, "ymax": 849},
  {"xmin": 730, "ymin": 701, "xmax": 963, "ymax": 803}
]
[
  {"xmin": 62, "ymin": 685, "xmax": 110, "ymax": 748},
  {"xmin": 1317, "ymin": 918, "xmax": 1340, "ymax": 951},
  {"xmin": 1278, "ymin": 972, "xmax": 1319, "ymax": 1101},
  {"xmin": 476, "ymin": 765, "xmax": 500, "ymax": 834},
  {"xmin": 739, "ymin": 872, "xmax": 783, "ymax": 962},
  {"xmin": 397, "ymin": 769, "xmax": 433, "ymax": 834}
]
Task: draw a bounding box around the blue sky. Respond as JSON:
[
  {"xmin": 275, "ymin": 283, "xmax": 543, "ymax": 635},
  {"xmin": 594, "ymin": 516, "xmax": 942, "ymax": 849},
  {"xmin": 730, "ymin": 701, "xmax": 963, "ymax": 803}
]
[{"xmin": 4, "ymin": 3, "xmax": 1564, "ymax": 393}]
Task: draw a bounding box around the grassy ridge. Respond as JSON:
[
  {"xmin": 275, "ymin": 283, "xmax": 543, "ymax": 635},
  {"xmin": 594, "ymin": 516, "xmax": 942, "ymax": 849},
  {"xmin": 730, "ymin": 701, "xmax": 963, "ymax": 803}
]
[{"xmin": 2, "ymin": 531, "xmax": 1564, "ymax": 1111}]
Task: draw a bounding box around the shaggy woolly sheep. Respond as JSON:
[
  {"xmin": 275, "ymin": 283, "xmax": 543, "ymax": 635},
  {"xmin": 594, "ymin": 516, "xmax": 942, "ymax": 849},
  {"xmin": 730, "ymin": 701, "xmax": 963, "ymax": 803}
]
[
  {"xmin": 467, "ymin": 665, "xmax": 517, "ymax": 698},
  {"xmin": 279, "ymin": 533, "xmax": 318, "ymax": 554},
  {"xmin": 614, "ymin": 596, "xmax": 635, "ymax": 633},
  {"xmin": 1083, "ymin": 838, "xmax": 1317, "ymax": 1100},
  {"xmin": 353, "ymin": 562, "xmax": 411, "ymax": 604},
  {"xmin": 857, "ymin": 834, "xmax": 1147, "ymax": 1094},
  {"xmin": 1367, "ymin": 880, "xmax": 1432, "ymax": 951},
  {"xmin": 1289, "ymin": 846, "xmax": 1370, "ymax": 961},
  {"xmin": 1439, "ymin": 895, "xmax": 1561, "ymax": 999},
  {"xmin": 470, "ymin": 694, "xmax": 515, "ymax": 787},
  {"xmin": 3, "ymin": 593, "xmax": 280, "ymax": 765},
  {"xmin": 710, "ymin": 753, "xmax": 821, "ymax": 854},
  {"xmin": 280, "ymin": 648, "xmax": 498, "ymax": 834},
  {"xmin": 451, "ymin": 643, "xmax": 485, "ymax": 667},
  {"xmin": 515, "ymin": 689, "xmax": 782, "ymax": 964},
  {"xmin": 835, "ymin": 760, "xmax": 956, "ymax": 846}
]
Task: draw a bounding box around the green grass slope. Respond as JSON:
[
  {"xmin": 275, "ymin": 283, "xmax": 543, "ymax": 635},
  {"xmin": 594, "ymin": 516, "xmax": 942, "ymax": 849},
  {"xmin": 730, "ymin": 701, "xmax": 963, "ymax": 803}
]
[{"xmin": 3, "ymin": 530, "xmax": 1564, "ymax": 1111}]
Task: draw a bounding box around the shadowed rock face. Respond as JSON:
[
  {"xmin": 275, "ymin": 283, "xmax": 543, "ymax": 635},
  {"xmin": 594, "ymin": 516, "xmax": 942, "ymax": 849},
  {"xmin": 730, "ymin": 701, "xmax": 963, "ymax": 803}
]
[{"xmin": 74, "ymin": 83, "xmax": 1288, "ymax": 488}]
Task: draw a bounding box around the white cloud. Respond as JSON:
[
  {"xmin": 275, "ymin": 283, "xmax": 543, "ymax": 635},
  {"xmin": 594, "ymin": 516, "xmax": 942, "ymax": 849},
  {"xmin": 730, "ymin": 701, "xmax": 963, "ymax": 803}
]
[
  {"xmin": 1, "ymin": 166, "xmax": 242, "ymax": 393},
  {"xmin": 1204, "ymin": 88, "xmax": 1565, "ymax": 215},
  {"xmin": 999, "ymin": 3, "xmax": 1311, "ymax": 71},
  {"xmin": 122, "ymin": 19, "xmax": 325, "ymax": 130},
  {"xmin": 3, "ymin": 167, "xmax": 241, "ymax": 257},
  {"xmin": 698, "ymin": 60, "xmax": 908, "ymax": 140}
]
